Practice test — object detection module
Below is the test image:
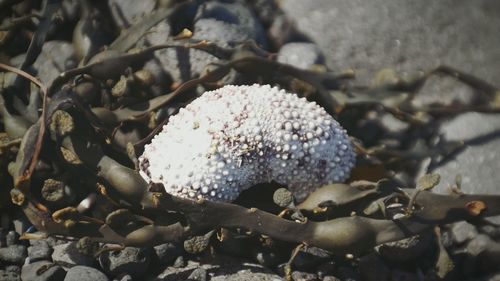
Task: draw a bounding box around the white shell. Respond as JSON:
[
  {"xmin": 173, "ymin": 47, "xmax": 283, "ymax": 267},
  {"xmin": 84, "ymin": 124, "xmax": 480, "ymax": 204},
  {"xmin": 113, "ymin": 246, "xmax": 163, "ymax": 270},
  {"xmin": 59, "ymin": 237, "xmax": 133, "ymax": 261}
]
[{"xmin": 139, "ymin": 84, "xmax": 355, "ymax": 202}]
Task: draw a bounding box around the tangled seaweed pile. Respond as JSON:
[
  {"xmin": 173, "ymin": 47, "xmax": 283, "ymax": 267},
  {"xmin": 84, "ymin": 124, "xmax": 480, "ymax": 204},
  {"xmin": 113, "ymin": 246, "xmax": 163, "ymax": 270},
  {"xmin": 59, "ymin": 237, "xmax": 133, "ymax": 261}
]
[{"xmin": 1, "ymin": 0, "xmax": 500, "ymax": 280}]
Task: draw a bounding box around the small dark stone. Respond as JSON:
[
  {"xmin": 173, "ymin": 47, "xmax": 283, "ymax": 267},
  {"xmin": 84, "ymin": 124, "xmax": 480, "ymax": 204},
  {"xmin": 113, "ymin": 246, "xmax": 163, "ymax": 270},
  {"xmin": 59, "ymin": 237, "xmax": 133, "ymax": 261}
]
[
  {"xmin": 187, "ymin": 267, "xmax": 207, "ymax": 281},
  {"xmin": 293, "ymin": 247, "xmax": 332, "ymax": 271},
  {"xmin": 466, "ymin": 234, "xmax": 500, "ymax": 273},
  {"xmin": 254, "ymin": 248, "xmax": 281, "ymax": 267},
  {"xmin": 480, "ymin": 225, "xmax": 500, "ymax": 240},
  {"xmin": 21, "ymin": 260, "xmax": 66, "ymax": 281},
  {"xmin": 193, "ymin": 1, "xmax": 267, "ymax": 47},
  {"xmin": 0, "ymin": 245, "xmax": 27, "ymax": 264},
  {"xmin": 98, "ymin": 247, "xmax": 151, "ymax": 277},
  {"xmin": 153, "ymin": 242, "xmax": 184, "ymax": 265},
  {"xmin": 64, "ymin": 265, "xmax": 109, "ymax": 281},
  {"xmin": 5, "ymin": 231, "xmax": 19, "ymax": 246},
  {"xmin": 291, "ymin": 271, "xmax": 318, "ymax": 281},
  {"xmin": 28, "ymin": 240, "xmax": 53, "ymax": 262},
  {"xmin": 316, "ymin": 261, "xmax": 336, "ymax": 279}
]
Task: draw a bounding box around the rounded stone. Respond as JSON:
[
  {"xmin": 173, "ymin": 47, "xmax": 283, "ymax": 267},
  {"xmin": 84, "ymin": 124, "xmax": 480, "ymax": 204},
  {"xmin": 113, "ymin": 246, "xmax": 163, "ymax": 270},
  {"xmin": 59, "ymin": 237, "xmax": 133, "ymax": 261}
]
[
  {"xmin": 64, "ymin": 266, "xmax": 109, "ymax": 281},
  {"xmin": 51, "ymin": 242, "xmax": 94, "ymax": 267},
  {"xmin": 0, "ymin": 245, "xmax": 27, "ymax": 264},
  {"xmin": 98, "ymin": 247, "xmax": 151, "ymax": 277},
  {"xmin": 21, "ymin": 261, "xmax": 66, "ymax": 281},
  {"xmin": 28, "ymin": 240, "xmax": 53, "ymax": 262}
]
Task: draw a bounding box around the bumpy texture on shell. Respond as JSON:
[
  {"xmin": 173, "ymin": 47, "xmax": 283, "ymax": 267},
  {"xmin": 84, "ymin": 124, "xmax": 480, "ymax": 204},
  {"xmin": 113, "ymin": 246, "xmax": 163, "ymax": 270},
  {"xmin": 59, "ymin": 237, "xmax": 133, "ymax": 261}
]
[{"xmin": 139, "ymin": 84, "xmax": 355, "ymax": 202}]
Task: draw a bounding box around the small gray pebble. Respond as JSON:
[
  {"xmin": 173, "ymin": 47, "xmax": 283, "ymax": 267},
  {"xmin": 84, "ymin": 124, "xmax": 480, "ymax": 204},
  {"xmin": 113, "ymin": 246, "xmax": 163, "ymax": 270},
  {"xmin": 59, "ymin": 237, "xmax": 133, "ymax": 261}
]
[
  {"xmin": 99, "ymin": 247, "xmax": 151, "ymax": 277},
  {"xmin": 291, "ymin": 271, "xmax": 318, "ymax": 281},
  {"xmin": 173, "ymin": 255, "xmax": 186, "ymax": 268},
  {"xmin": 5, "ymin": 231, "xmax": 19, "ymax": 247},
  {"xmin": 0, "ymin": 245, "xmax": 27, "ymax": 264},
  {"xmin": 52, "ymin": 242, "xmax": 94, "ymax": 267},
  {"xmin": 21, "ymin": 260, "xmax": 66, "ymax": 281},
  {"xmin": 28, "ymin": 240, "xmax": 53, "ymax": 262},
  {"xmin": 64, "ymin": 265, "xmax": 109, "ymax": 281},
  {"xmin": 193, "ymin": 1, "xmax": 267, "ymax": 47},
  {"xmin": 480, "ymin": 225, "xmax": 500, "ymax": 240},
  {"xmin": 0, "ymin": 269, "xmax": 20, "ymax": 281},
  {"xmin": 293, "ymin": 247, "xmax": 331, "ymax": 271},
  {"xmin": 4, "ymin": 265, "xmax": 21, "ymax": 274},
  {"xmin": 277, "ymin": 42, "xmax": 324, "ymax": 70},
  {"xmin": 254, "ymin": 249, "xmax": 280, "ymax": 267},
  {"xmin": 187, "ymin": 267, "xmax": 207, "ymax": 281},
  {"xmin": 451, "ymin": 221, "xmax": 478, "ymax": 244},
  {"xmin": 153, "ymin": 242, "xmax": 184, "ymax": 265}
]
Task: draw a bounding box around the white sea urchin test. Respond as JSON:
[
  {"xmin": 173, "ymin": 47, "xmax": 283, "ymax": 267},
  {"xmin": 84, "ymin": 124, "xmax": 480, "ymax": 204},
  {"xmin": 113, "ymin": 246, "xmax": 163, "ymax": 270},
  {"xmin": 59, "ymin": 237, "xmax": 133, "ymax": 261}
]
[{"xmin": 139, "ymin": 84, "xmax": 356, "ymax": 203}]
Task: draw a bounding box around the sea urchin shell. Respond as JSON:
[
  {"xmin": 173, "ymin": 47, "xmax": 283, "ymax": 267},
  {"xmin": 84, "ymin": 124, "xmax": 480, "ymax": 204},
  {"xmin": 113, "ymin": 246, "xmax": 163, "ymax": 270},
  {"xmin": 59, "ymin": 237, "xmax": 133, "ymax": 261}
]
[{"xmin": 139, "ymin": 84, "xmax": 355, "ymax": 202}]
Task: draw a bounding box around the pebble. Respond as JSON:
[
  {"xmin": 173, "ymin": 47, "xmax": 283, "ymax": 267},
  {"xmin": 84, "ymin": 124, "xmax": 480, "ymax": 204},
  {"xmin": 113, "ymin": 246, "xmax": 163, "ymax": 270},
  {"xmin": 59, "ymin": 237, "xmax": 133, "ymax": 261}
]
[
  {"xmin": 51, "ymin": 242, "xmax": 95, "ymax": 267},
  {"xmin": 153, "ymin": 242, "xmax": 184, "ymax": 265},
  {"xmin": 12, "ymin": 218, "xmax": 29, "ymax": 237},
  {"xmin": 277, "ymin": 42, "xmax": 324, "ymax": 70},
  {"xmin": 28, "ymin": 240, "xmax": 53, "ymax": 262},
  {"xmin": 32, "ymin": 41, "xmax": 77, "ymax": 85},
  {"xmin": 187, "ymin": 267, "xmax": 207, "ymax": 281},
  {"xmin": 98, "ymin": 247, "xmax": 151, "ymax": 277},
  {"xmin": 254, "ymin": 248, "xmax": 281, "ymax": 267},
  {"xmin": 193, "ymin": 1, "xmax": 267, "ymax": 47},
  {"xmin": 0, "ymin": 269, "xmax": 20, "ymax": 281},
  {"xmin": 451, "ymin": 221, "xmax": 478, "ymax": 244},
  {"xmin": 64, "ymin": 265, "xmax": 109, "ymax": 281},
  {"xmin": 293, "ymin": 247, "xmax": 332, "ymax": 271},
  {"xmin": 21, "ymin": 260, "xmax": 66, "ymax": 281},
  {"xmin": 0, "ymin": 245, "xmax": 27, "ymax": 264},
  {"xmin": 291, "ymin": 271, "xmax": 318, "ymax": 281},
  {"xmin": 465, "ymin": 234, "xmax": 500, "ymax": 273},
  {"xmin": 5, "ymin": 231, "xmax": 19, "ymax": 246},
  {"xmin": 173, "ymin": 255, "xmax": 186, "ymax": 268}
]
